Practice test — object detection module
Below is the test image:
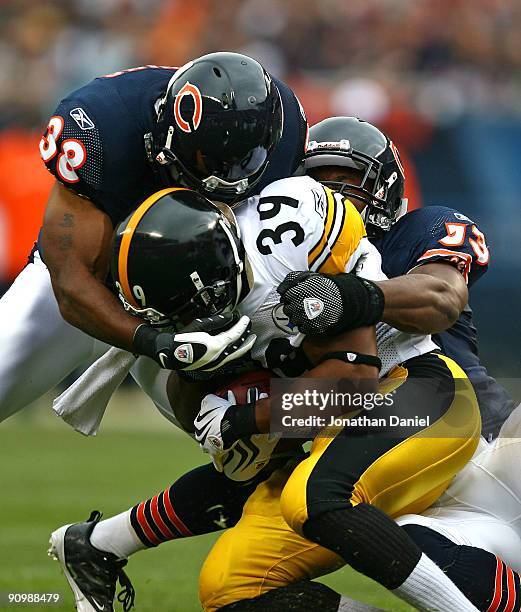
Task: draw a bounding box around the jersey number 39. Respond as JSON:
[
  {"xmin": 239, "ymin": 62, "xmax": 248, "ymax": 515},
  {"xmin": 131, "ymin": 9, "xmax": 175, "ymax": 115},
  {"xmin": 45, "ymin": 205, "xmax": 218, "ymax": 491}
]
[{"xmin": 255, "ymin": 196, "xmax": 304, "ymax": 255}]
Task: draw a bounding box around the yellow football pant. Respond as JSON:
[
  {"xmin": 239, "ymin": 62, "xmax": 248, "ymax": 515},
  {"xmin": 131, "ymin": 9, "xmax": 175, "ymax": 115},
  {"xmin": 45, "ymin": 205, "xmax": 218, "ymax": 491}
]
[{"xmin": 199, "ymin": 353, "xmax": 481, "ymax": 611}]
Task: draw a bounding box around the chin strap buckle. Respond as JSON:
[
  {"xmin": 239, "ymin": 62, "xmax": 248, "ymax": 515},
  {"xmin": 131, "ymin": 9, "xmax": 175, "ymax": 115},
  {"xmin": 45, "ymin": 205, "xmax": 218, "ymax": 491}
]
[{"xmin": 203, "ymin": 175, "xmax": 249, "ymax": 195}]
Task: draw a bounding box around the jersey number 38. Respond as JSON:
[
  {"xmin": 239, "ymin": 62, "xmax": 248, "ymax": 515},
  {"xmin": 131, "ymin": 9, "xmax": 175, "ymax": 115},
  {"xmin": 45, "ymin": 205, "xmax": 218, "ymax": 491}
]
[{"xmin": 39, "ymin": 116, "xmax": 87, "ymax": 184}]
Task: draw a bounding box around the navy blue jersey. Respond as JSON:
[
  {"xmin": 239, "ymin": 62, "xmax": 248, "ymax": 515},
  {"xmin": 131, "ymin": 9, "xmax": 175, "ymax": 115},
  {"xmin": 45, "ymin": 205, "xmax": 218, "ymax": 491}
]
[
  {"xmin": 39, "ymin": 66, "xmax": 307, "ymax": 226},
  {"xmin": 40, "ymin": 66, "xmax": 170, "ymax": 225},
  {"xmin": 373, "ymin": 206, "xmax": 514, "ymax": 439},
  {"xmin": 374, "ymin": 206, "xmax": 490, "ymax": 286}
]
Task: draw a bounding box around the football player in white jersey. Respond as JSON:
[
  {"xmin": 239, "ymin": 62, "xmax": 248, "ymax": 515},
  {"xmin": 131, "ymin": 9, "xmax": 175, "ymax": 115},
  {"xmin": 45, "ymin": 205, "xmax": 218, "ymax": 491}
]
[
  {"xmin": 51, "ymin": 184, "xmax": 480, "ymax": 612},
  {"xmin": 47, "ymin": 125, "xmax": 507, "ymax": 609},
  {"xmin": 191, "ymin": 128, "xmax": 521, "ymax": 610},
  {"xmin": 190, "ymin": 132, "xmax": 520, "ymax": 611},
  {"xmin": 187, "ymin": 178, "xmax": 480, "ymax": 612}
]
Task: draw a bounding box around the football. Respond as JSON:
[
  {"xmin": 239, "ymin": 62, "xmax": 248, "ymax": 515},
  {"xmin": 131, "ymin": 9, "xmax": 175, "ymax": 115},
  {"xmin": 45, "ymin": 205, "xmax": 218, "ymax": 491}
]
[
  {"xmin": 214, "ymin": 368, "xmax": 301, "ymax": 482},
  {"xmin": 215, "ymin": 368, "xmax": 272, "ymax": 403}
]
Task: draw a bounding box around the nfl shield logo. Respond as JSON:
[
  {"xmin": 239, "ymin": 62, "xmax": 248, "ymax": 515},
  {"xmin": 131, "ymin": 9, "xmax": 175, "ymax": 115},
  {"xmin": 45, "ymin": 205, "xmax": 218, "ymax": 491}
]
[
  {"xmin": 303, "ymin": 297, "xmax": 324, "ymax": 320},
  {"xmin": 174, "ymin": 343, "xmax": 194, "ymax": 364}
]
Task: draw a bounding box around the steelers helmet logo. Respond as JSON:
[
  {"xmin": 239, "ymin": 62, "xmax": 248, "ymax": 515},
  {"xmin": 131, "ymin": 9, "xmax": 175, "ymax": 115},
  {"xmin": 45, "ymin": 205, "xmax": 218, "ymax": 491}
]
[
  {"xmin": 174, "ymin": 81, "xmax": 203, "ymax": 133},
  {"xmin": 271, "ymin": 304, "xmax": 299, "ymax": 335}
]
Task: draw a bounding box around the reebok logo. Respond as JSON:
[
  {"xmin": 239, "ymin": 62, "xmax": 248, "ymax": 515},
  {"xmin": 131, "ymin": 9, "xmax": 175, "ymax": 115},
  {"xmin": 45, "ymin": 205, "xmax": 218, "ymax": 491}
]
[{"xmin": 70, "ymin": 107, "xmax": 95, "ymax": 130}]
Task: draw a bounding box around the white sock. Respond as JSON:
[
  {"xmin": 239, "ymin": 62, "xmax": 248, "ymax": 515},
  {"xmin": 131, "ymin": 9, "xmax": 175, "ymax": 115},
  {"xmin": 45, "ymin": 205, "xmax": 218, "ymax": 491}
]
[
  {"xmin": 89, "ymin": 510, "xmax": 146, "ymax": 559},
  {"xmin": 393, "ymin": 553, "xmax": 479, "ymax": 611}
]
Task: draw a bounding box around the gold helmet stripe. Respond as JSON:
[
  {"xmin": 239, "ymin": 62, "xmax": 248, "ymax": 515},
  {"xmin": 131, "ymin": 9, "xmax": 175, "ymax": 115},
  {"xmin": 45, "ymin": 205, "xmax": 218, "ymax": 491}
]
[{"xmin": 118, "ymin": 187, "xmax": 188, "ymax": 309}]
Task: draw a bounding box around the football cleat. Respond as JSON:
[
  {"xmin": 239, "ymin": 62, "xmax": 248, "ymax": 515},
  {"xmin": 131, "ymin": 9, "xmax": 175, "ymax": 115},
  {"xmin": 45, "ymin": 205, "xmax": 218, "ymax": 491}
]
[{"xmin": 48, "ymin": 511, "xmax": 135, "ymax": 612}]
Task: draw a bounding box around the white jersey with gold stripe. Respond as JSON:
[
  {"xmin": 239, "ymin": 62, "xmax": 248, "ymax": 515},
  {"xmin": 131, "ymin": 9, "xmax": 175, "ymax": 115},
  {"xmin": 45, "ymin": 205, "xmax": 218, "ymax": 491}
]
[{"xmin": 235, "ymin": 176, "xmax": 437, "ymax": 376}]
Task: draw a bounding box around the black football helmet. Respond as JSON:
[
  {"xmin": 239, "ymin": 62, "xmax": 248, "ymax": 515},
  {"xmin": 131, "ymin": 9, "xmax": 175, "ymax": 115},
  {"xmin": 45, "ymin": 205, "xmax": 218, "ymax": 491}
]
[
  {"xmin": 303, "ymin": 116, "xmax": 407, "ymax": 235},
  {"xmin": 111, "ymin": 188, "xmax": 246, "ymax": 328},
  {"xmin": 153, "ymin": 52, "xmax": 283, "ymax": 203}
]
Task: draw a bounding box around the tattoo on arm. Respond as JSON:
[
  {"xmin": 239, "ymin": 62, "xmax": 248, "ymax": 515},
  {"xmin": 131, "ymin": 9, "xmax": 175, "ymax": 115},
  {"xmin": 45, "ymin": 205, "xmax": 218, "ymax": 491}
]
[
  {"xmin": 59, "ymin": 213, "xmax": 75, "ymax": 228},
  {"xmin": 58, "ymin": 235, "xmax": 73, "ymax": 250},
  {"xmin": 57, "ymin": 214, "xmax": 74, "ymax": 250}
]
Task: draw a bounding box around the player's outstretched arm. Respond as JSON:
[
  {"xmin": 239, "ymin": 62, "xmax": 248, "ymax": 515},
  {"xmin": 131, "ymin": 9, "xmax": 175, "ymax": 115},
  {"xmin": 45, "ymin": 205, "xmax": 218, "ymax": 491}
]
[
  {"xmin": 277, "ymin": 263, "xmax": 468, "ymax": 338},
  {"xmin": 41, "ymin": 181, "xmax": 140, "ymax": 351},
  {"xmin": 378, "ymin": 262, "xmax": 468, "ymax": 334}
]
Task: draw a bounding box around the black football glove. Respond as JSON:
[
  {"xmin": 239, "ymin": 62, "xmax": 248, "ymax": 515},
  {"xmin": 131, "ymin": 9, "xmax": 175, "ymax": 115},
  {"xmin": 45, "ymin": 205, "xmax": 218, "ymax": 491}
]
[
  {"xmin": 133, "ymin": 313, "xmax": 256, "ymax": 371},
  {"xmin": 277, "ymin": 271, "xmax": 384, "ymax": 336}
]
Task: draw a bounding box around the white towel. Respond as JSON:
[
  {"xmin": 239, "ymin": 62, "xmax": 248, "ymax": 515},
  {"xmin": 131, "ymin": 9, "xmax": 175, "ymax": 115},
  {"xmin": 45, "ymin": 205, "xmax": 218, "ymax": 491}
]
[{"xmin": 53, "ymin": 347, "xmax": 136, "ymax": 436}]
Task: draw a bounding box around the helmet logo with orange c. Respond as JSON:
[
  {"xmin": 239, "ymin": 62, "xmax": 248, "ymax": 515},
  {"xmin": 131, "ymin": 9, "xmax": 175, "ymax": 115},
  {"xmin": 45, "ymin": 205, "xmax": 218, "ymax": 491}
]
[{"xmin": 174, "ymin": 81, "xmax": 203, "ymax": 133}]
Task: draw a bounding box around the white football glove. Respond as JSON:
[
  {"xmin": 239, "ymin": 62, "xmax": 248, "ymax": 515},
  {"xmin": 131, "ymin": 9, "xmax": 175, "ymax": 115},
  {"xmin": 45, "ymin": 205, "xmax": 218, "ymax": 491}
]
[
  {"xmin": 194, "ymin": 388, "xmax": 275, "ymax": 475},
  {"xmin": 194, "ymin": 390, "xmax": 237, "ymax": 471},
  {"xmin": 175, "ymin": 315, "xmax": 257, "ymax": 372},
  {"xmin": 133, "ymin": 313, "xmax": 256, "ymax": 372}
]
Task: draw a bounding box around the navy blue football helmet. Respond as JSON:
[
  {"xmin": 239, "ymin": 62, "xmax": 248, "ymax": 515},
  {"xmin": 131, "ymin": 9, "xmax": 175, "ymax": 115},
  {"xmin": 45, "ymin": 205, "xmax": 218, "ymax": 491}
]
[{"xmin": 154, "ymin": 52, "xmax": 283, "ymax": 203}]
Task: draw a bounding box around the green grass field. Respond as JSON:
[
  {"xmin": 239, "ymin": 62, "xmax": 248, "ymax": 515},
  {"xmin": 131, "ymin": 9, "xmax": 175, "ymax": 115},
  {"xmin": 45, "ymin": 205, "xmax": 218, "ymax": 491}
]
[{"xmin": 0, "ymin": 390, "xmax": 411, "ymax": 611}]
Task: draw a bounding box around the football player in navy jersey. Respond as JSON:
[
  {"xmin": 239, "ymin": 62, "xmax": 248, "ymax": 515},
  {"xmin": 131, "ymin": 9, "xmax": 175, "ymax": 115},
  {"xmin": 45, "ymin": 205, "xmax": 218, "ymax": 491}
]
[{"xmin": 0, "ymin": 52, "xmax": 308, "ymax": 420}]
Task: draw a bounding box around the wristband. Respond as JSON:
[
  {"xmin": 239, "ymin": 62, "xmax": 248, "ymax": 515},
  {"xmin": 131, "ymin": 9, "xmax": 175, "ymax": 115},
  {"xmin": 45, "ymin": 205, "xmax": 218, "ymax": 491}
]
[
  {"xmin": 318, "ymin": 351, "xmax": 382, "ymax": 370},
  {"xmin": 333, "ymin": 274, "xmax": 385, "ymax": 332},
  {"xmin": 132, "ymin": 324, "xmax": 159, "ymax": 358}
]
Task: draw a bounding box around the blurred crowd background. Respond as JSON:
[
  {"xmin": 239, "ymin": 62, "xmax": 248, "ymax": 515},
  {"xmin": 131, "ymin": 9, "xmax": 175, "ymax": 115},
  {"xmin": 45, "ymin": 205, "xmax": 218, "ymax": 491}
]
[{"xmin": 0, "ymin": 0, "xmax": 519, "ymax": 374}]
